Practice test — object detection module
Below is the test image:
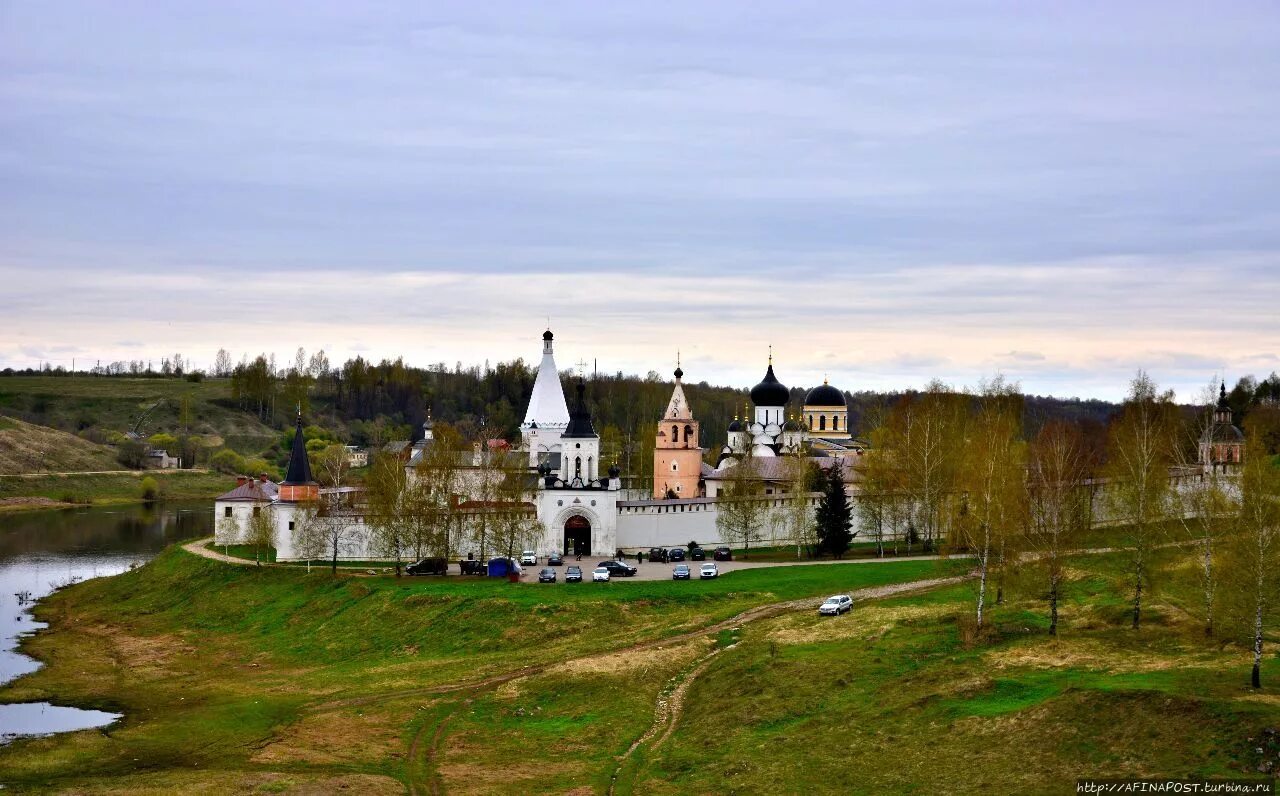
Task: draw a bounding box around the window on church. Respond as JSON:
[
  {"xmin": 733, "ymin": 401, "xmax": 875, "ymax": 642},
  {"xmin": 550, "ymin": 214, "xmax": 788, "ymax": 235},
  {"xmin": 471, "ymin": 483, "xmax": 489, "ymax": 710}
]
[
  {"xmin": 575, "ymin": 456, "xmax": 582, "ymax": 478},
  {"xmin": 684, "ymin": 424, "xmax": 693, "ymax": 445},
  {"xmin": 833, "ymin": 416, "xmax": 839, "ymax": 431},
  {"xmin": 819, "ymin": 416, "xmax": 827, "ymax": 431},
  {"xmin": 224, "ymin": 506, "xmax": 232, "ymax": 518},
  {"xmin": 672, "ymin": 425, "xmax": 679, "ymax": 443},
  {"xmin": 671, "ymin": 462, "xmax": 678, "ymax": 472}
]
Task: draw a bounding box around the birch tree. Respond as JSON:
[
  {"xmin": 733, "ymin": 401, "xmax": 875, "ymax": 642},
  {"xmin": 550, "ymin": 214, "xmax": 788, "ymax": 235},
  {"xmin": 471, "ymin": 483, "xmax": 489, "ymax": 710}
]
[
  {"xmin": 1104, "ymin": 371, "xmax": 1177, "ymax": 630},
  {"xmin": 1228, "ymin": 432, "xmax": 1280, "ymax": 688},
  {"xmin": 1028, "ymin": 420, "xmax": 1091, "ymax": 635},
  {"xmin": 716, "ymin": 449, "xmax": 767, "ymax": 558},
  {"xmin": 1173, "ymin": 379, "xmax": 1237, "ymax": 636},
  {"xmin": 953, "ymin": 378, "xmax": 1026, "ymax": 628},
  {"xmin": 778, "ymin": 449, "xmax": 818, "ymax": 558},
  {"xmin": 243, "ymin": 505, "xmax": 276, "ymax": 566},
  {"xmin": 366, "ymin": 453, "xmax": 410, "ymax": 576}
]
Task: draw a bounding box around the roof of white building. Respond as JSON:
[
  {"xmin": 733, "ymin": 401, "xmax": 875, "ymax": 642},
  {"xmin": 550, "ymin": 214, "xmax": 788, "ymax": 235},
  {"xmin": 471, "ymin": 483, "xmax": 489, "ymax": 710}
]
[{"xmin": 521, "ymin": 329, "xmax": 570, "ymax": 429}]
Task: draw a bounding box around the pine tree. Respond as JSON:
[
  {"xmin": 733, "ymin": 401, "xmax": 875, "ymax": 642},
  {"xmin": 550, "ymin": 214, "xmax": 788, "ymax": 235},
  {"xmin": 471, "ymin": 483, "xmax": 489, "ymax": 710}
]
[{"xmin": 815, "ymin": 465, "xmax": 854, "ymax": 558}]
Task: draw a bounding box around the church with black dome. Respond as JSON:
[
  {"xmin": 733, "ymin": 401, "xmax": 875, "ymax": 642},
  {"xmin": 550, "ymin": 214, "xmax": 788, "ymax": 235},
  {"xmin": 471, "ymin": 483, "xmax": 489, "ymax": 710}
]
[{"xmin": 716, "ymin": 352, "xmax": 865, "ymax": 466}]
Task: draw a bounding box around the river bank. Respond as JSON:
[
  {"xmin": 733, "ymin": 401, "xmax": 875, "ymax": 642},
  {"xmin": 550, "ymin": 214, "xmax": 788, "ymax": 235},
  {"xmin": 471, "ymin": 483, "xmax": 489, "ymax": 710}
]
[{"xmin": 0, "ymin": 470, "xmax": 234, "ymax": 514}]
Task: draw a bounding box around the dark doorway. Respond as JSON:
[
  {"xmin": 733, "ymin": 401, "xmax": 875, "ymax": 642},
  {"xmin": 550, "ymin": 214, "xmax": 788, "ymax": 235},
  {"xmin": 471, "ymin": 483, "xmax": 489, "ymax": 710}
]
[{"xmin": 563, "ymin": 515, "xmax": 591, "ymax": 557}]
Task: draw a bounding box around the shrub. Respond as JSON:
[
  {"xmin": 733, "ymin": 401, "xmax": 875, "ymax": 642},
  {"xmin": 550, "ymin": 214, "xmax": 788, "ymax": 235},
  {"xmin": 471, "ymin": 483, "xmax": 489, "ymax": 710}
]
[
  {"xmin": 210, "ymin": 448, "xmax": 247, "ymax": 475},
  {"xmin": 140, "ymin": 476, "xmax": 160, "ymax": 502},
  {"xmin": 116, "ymin": 439, "xmax": 147, "ymax": 469}
]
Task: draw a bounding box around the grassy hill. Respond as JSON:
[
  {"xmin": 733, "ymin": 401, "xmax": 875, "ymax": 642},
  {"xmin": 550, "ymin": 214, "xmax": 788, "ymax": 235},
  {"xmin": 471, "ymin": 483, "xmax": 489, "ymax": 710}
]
[
  {"xmin": 0, "ymin": 415, "xmax": 120, "ymax": 475},
  {"xmin": 1, "ymin": 541, "xmax": 1274, "ymax": 793},
  {"xmin": 0, "ymin": 376, "xmax": 278, "ymax": 455}
]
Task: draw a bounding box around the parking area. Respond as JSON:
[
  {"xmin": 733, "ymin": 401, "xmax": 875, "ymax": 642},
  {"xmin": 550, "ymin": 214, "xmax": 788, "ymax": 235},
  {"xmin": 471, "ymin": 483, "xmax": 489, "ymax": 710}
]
[{"xmin": 507, "ymin": 553, "xmax": 945, "ymax": 583}]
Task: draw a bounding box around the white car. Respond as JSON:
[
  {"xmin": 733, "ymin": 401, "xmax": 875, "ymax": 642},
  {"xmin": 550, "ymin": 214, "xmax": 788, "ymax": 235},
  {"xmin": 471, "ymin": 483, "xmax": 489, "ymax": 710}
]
[
  {"xmin": 819, "ymin": 595, "xmax": 853, "ymax": 616},
  {"xmin": 699, "ymin": 563, "xmax": 719, "ymax": 579},
  {"xmin": 520, "ymin": 550, "xmax": 538, "ymax": 566},
  {"xmin": 592, "ymin": 567, "xmax": 611, "ymax": 582}
]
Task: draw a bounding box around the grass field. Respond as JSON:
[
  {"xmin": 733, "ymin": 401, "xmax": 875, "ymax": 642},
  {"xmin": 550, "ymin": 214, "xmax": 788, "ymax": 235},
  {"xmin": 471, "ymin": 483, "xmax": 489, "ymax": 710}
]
[
  {"xmin": 0, "ymin": 538, "xmax": 1275, "ymax": 794},
  {"xmin": 0, "ymin": 376, "xmax": 277, "ymax": 453},
  {"xmin": 0, "ymin": 469, "xmax": 236, "ymax": 510},
  {"xmin": 0, "ymin": 414, "xmax": 121, "ymax": 475}
]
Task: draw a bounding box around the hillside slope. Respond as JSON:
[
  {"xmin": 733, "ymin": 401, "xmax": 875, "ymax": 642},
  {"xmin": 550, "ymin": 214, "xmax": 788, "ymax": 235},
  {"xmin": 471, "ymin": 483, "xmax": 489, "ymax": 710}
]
[{"xmin": 0, "ymin": 415, "xmax": 120, "ymax": 474}]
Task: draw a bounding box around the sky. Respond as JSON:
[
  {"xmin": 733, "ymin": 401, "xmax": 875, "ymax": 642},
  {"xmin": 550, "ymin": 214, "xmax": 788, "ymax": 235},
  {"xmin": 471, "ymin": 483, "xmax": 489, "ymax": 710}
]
[{"xmin": 2, "ymin": 1, "xmax": 1278, "ymax": 401}]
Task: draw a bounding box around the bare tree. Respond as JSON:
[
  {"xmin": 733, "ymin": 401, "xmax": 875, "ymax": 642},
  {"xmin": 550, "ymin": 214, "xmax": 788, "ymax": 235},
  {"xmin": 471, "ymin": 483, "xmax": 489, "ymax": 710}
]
[
  {"xmin": 715, "ymin": 447, "xmax": 767, "ymax": 559},
  {"xmin": 953, "ymin": 378, "xmax": 1026, "ymax": 628},
  {"xmin": 1028, "ymin": 420, "xmax": 1092, "ymax": 635},
  {"xmin": 313, "ymin": 443, "xmax": 351, "ymax": 488},
  {"xmin": 1173, "ymin": 379, "xmax": 1237, "ymax": 636},
  {"xmin": 1105, "ymin": 371, "xmax": 1178, "ymax": 630},
  {"xmin": 1228, "ymin": 431, "xmax": 1280, "ymax": 688},
  {"xmin": 293, "ymin": 498, "xmax": 359, "ymax": 574},
  {"xmin": 365, "ymin": 453, "xmax": 409, "ymax": 576},
  {"xmin": 213, "ymin": 348, "xmax": 233, "ymax": 378},
  {"xmin": 777, "ymin": 450, "xmax": 818, "ymax": 558},
  {"xmin": 243, "ymin": 505, "xmax": 276, "ymax": 566}
]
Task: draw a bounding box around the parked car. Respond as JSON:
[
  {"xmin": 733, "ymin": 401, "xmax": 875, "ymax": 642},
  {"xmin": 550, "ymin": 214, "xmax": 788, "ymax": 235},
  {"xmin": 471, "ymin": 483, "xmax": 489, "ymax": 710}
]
[
  {"xmin": 459, "ymin": 559, "xmax": 486, "ymax": 576},
  {"xmin": 547, "ymin": 552, "xmax": 564, "ymax": 566},
  {"xmin": 668, "ymin": 548, "xmax": 686, "ymax": 562},
  {"xmin": 672, "ymin": 564, "xmax": 691, "ymax": 580},
  {"xmin": 648, "ymin": 547, "xmax": 669, "ymax": 563},
  {"xmin": 819, "ymin": 595, "xmax": 853, "ymax": 615},
  {"xmin": 713, "ymin": 546, "xmax": 733, "ymax": 561},
  {"xmin": 520, "ymin": 550, "xmax": 538, "ymax": 565},
  {"xmin": 406, "ymin": 557, "xmax": 448, "ymax": 576},
  {"xmin": 597, "ymin": 560, "xmax": 638, "ymax": 577},
  {"xmin": 690, "ymin": 547, "xmax": 706, "ymax": 561},
  {"xmin": 565, "ymin": 565, "xmax": 583, "ymax": 583},
  {"xmin": 592, "ymin": 566, "xmax": 611, "ymax": 582},
  {"xmin": 537, "ymin": 567, "xmax": 557, "ymax": 583},
  {"xmin": 699, "ymin": 563, "xmax": 719, "ymax": 579}
]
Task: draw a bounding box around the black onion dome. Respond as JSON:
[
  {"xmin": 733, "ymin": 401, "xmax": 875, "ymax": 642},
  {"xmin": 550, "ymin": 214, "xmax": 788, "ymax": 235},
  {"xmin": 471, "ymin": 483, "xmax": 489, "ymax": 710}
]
[
  {"xmin": 608, "ymin": 463, "xmax": 621, "ymax": 478},
  {"xmin": 805, "ymin": 381, "xmax": 846, "ymax": 408},
  {"xmin": 727, "ymin": 418, "xmax": 742, "ymax": 432},
  {"xmin": 674, "ymin": 365, "xmax": 684, "ymax": 380},
  {"xmin": 543, "ymin": 329, "xmax": 554, "ymax": 341},
  {"xmin": 783, "ymin": 416, "xmax": 801, "ymax": 432},
  {"xmin": 1217, "ymin": 382, "xmax": 1230, "ymax": 409},
  {"xmin": 749, "ymin": 363, "xmax": 789, "ymax": 407},
  {"xmin": 562, "ymin": 379, "xmax": 598, "ymax": 438}
]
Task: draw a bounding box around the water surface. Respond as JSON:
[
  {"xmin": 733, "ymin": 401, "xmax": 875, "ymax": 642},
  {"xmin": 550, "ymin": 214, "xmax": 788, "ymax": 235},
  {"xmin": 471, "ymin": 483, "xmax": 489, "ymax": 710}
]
[{"xmin": 0, "ymin": 502, "xmax": 211, "ymax": 742}]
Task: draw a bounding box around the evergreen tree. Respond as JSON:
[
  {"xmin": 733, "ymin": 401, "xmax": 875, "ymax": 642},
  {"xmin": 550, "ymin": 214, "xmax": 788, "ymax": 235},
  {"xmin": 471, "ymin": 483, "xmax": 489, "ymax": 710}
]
[{"xmin": 815, "ymin": 465, "xmax": 854, "ymax": 558}]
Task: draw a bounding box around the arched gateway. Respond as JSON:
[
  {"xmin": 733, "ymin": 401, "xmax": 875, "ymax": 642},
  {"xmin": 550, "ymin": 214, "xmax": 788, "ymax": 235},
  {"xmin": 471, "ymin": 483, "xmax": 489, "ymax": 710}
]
[{"xmin": 564, "ymin": 514, "xmax": 591, "ymax": 557}]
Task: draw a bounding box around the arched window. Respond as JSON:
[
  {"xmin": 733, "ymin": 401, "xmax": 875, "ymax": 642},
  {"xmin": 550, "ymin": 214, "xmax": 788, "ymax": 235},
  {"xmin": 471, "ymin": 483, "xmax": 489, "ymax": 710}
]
[
  {"xmin": 575, "ymin": 456, "xmax": 582, "ymax": 479},
  {"xmin": 819, "ymin": 415, "xmax": 827, "ymax": 431},
  {"xmin": 587, "ymin": 456, "xmax": 593, "ymax": 478},
  {"xmin": 833, "ymin": 416, "xmax": 839, "ymax": 431},
  {"xmin": 684, "ymin": 424, "xmax": 693, "ymax": 445},
  {"xmin": 672, "ymin": 425, "xmax": 679, "ymax": 443},
  {"xmin": 672, "ymin": 462, "xmax": 679, "ymax": 472}
]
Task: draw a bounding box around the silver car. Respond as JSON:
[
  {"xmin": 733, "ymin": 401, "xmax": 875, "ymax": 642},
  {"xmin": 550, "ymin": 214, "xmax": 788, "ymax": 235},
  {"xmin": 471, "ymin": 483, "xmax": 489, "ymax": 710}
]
[{"xmin": 819, "ymin": 594, "xmax": 853, "ymax": 615}]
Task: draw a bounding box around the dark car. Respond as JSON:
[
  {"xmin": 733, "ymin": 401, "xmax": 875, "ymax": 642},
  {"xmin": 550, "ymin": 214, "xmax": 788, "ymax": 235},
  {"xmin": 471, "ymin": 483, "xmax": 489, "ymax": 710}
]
[
  {"xmin": 565, "ymin": 565, "xmax": 583, "ymax": 583},
  {"xmin": 547, "ymin": 552, "xmax": 564, "ymax": 566},
  {"xmin": 647, "ymin": 547, "xmax": 669, "ymax": 563},
  {"xmin": 407, "ymin": 557, "xmax": 448, "ymax": 576},
  {"xmin": 668, "ymin": 548, "xmax": 686, "ymax": 562},
  {"xmin": 459, "ymin": 559, "xmax": 486, "ymax": 576},
  {"xmin": 672, "ymin": 564, "xmax": 691, "ymax": 580},
  {"xmin": 597, "ymin": 560, "xmax": 638, "ymax": 577},
  {"xmin": 537, "ymin": 567, "xmax": 557, "ymax": 583},
  {"xmin": 690, "ymin": 547, "xmax": 706, "ymax": 561},
  {"xmin": 713, "ymin": 546, "xmax": 733, "ymax": 561}
]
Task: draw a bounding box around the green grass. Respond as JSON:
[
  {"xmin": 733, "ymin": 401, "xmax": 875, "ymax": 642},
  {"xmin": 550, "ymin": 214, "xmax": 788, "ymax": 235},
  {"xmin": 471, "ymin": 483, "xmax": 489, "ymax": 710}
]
[
  {"xmin": 2, "ymin": 540, "xmax": 1276, "ymax": 794},
  {"xmin": 0, "ymin": 375, "xmax": 278, "ymax": 453},
  {"xmin": 0, "ymin": 469, "xmax": 235, "ymax": 508}
]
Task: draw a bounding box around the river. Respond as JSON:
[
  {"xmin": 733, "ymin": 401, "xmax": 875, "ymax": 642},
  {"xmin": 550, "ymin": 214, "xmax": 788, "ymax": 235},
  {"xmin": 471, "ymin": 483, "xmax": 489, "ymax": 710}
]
[{"xmin": 0, "ymin": 501, "xmax": 212, "ymax": 743}]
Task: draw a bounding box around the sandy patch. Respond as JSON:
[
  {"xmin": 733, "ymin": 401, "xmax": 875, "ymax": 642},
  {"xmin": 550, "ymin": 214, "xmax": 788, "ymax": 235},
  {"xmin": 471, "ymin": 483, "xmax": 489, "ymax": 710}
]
[
  {"xmin": 78, "ymin": 627, "xmax": 195, "ymax": 679},
  {"xmin": 253, "ymin": 708, "xmax": 403, "ymax": 766},
  {"xmin": 766, "ymin": 603, "xmax": 953, "ymax": 646},
  {"xmin": 547, "ymin": 638, "xmax": 710, "ymax": 679},
  {"xmin": 983, "ymin": 638, "xmax": 1228, "ymax": 674}
]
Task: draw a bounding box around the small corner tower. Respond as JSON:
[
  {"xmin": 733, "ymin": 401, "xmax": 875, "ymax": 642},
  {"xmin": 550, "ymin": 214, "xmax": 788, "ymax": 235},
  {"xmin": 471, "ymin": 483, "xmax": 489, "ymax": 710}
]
[
  {"xmin": 279, "ymin": 409, "xmax": 319, "ymax": 502},
  {"xmin": 654, "ymin": 357, "xmax": 704, "ymax": 499},
  {"xmin": 1199, "ymin": 381, "xmax": 1244, "ymax": 472}
]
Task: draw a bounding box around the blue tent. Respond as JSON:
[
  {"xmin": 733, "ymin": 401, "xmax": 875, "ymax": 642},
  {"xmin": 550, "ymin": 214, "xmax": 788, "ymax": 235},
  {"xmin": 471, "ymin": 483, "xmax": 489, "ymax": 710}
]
[{"xmin": 486, "ymin": 557, "xmax": 514, "ymax": 577}]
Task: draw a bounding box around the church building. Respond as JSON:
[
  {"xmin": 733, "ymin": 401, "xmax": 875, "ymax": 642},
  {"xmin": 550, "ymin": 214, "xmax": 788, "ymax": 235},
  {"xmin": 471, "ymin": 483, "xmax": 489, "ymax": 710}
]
[{"xmin": 653, "ymin": 358, "xmax": 704, "ymax": 499}]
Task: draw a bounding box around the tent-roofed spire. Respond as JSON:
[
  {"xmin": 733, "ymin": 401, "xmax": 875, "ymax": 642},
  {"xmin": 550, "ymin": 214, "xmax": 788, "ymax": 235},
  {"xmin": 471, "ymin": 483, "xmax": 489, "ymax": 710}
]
[{"xmin": 281, "ymin": 409, "xmax": 315, "ymax": 486}]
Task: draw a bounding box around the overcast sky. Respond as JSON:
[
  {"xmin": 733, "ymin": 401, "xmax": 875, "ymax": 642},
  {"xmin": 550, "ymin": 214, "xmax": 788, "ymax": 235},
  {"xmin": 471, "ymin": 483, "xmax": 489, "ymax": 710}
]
[{"xmin": 2, "ymin": 1, "xmax": 1277, "ymax": 401}]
